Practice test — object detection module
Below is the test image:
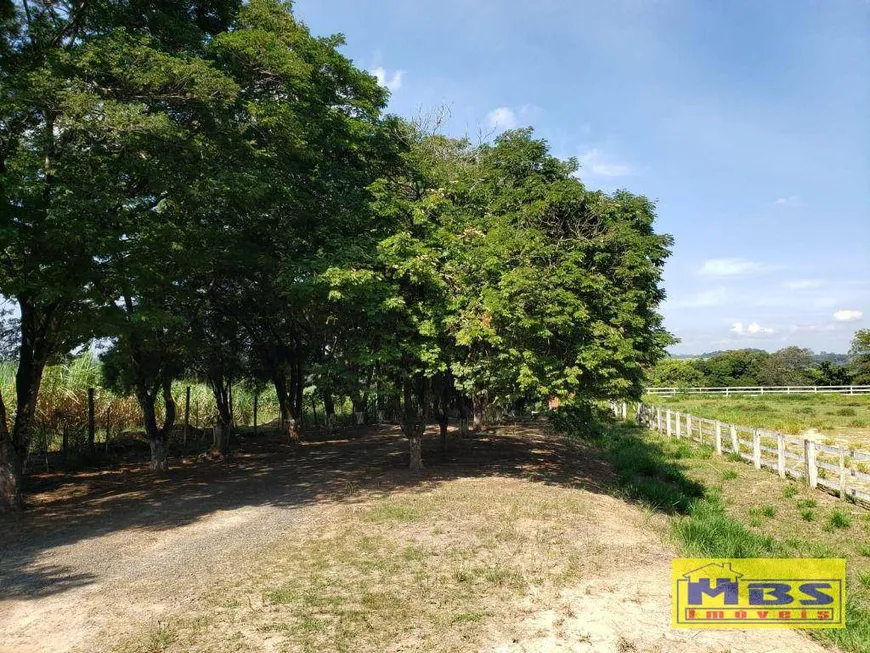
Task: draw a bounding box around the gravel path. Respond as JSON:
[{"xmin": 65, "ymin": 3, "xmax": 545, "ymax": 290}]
[{"xmin": 0, "ymin": 428, "xmax": 403, "ymax": 652}]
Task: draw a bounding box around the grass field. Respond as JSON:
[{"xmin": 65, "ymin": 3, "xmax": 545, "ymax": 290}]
[
  {"xmin": 644, "ymin": 393, "xmax": 870, "ymax": 449},
  {"xmin": 589, "ymin": 419, "xmax": 870, "ymax": 653}
]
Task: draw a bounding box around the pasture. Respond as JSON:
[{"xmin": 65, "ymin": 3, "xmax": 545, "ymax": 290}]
[{"xmin": 643, "ymin": 393, "xmax": 870, "ymax": 449}]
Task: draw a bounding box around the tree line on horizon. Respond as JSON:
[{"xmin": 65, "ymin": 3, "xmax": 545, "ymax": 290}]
[
  {"xmin": 0, "ymin": 0, "xmax": 673, "ymax": 512},
  {"xmin": 648, "ymin": 333, "xmax": 870, "ymax": 389}
]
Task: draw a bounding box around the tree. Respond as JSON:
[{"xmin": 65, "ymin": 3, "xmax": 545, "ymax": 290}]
[
  {"xmin": 810, "ymin": 360, "xmax": 853, "ymax": 386},
  {"xmin": 456, "ymin": 130, "xmax": 674, "ymax": 407},
  {"xmin": 849, "ymin": 329, "xmax": 870, "ymax": 385},
  {"xmin": 757, "ymin": 347, "xmax": 814, "ymax": 386},
  {"xmin": 648, "ymin": 359, "xmax": 705, "ymax": 387},
  {"xmin": 694, "ymin": 349, "xmax": 770, "ymax": 387},
  {"xmin": 0, "ymin": 0, "xmax": 240, "ymax": 509}
]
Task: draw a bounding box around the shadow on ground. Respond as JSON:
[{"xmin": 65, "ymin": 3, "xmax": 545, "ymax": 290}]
[{"xmin": 0, "ymin": 418, "xmax": 635, "ymax": 599}]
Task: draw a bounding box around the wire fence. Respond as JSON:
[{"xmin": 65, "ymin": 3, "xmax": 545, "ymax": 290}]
[{"xmin": 611, "ymin": 400, "xmax": 870, "ymax": 508}]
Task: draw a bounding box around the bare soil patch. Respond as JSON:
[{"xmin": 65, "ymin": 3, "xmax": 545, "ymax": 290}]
[{"xmin": 0, "ymin": 422, "xmax": 833, "ymax": 652}]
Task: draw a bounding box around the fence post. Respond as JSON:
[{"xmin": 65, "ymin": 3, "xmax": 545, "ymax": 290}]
[
  {"xmin": 805, "ymin": 440, "xmax": 818, "ymax": 489},
  {"xmin": 105, "ymin": 404, "xmax": 111, "ymax": 453},
  {"xmin": 838, "ymin": 447, "xmax": 847, "ymax": 499},
  {"xmin": 776, "ymin": 433, "xmax": 785, "ymax": 478},
  {"xmin": 87, "ymin": 387, "xmax": 95, "ymax": 452},
  {"xmin": 676, "ymin": 412, "xmax": 682, "ymax": 438},
  {"xmin": 730, "ymin": 425, "xmax": 738, "ymax": 454},
  {"xmin": 686, "ymin": 414, "xmax": 692, "ymax": 440},
  {"xmin": 850, "ymin": 385, "xmax": 854, "ymax": 396},
  {"xmin": 666, "ymin": 410, "xmax": 672, "ymax": 437},
  {"xmin": 753, "ymin": 430, "xmax": 761, "ymax": 469},
  {"xmin": 621, "ymin": 402, "xmax": 627, "ymax": 420},
  {"xmin": 183, "ymin": 386, "xmax": 191, "ymax": 447},
  {"xmin": 715, "ymin": 421, "xmax": 722, "ymax": 455},
  {"xmin": 656, "ymin": 407, "xmax": 661, "ymax": 431},
  {"xmin": 253, "ymin": 393, "xmax": 259, "ymax": 435}
]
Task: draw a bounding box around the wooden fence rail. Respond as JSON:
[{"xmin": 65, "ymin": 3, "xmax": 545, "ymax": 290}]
[
  {"xmin": 610, "ymin": 400, "xmax": 870, "ymax": 508},
  {"xmin": 645, "ymin": 385, "xmax": 870, "ymax": 396}
]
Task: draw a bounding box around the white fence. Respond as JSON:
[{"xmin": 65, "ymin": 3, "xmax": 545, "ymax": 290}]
[
  {"xmin": 645, "ymin": 385, "xmax": 870, "ymax": 396},
  {"xmin": 611, "ymin": 400, "xmax": 870, "ymax": 508}
]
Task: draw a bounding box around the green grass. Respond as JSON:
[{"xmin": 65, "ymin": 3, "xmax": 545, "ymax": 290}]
[
  {"xmin": 829, "ymin": 510, "xmax": 853, "ymax": 529},
  {"xmin": 573, "ymin": 418, "xmax": 870, "ymax": 653},
  {"xmin": 643, "ymin": 393, "xmax": 870, "ymax": 446}
]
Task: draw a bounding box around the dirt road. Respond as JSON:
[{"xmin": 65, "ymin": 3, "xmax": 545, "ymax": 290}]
[{"xmin": 0, "ymin": 425, "xmax": 836, "ymax": 652}]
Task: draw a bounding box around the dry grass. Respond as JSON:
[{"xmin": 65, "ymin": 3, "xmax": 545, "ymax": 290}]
[{"xmin": 110, "ymin": 476, "xmax": 634, "ymax": 653}]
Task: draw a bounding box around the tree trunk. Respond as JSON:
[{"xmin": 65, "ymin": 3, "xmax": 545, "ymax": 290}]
[
  {"xmin": 473, "ymin": 394, "xmax": 485, "ymax": 430},
  {"xmin": 437, "ymin": 378, "xmax": 450, "ymax": 451},
  {"xmin": 323, "ymin": 391, "xmax": 336, "ymax": 432},
  {"xmin": 210, "ymin": 375, "xmax": 233, "ymax": 456},
  {"xmin": 139, "ymin": 380, "xmax": 175, "ymax": 472},
  {"xmin": 351, "ymin": 393, "xmax": 365, "ymax": 425},
  {"xmin": 310, "ymin": 394, "xmax": 319, "ymax": 427},
  {"xmin": 149, "ymin": 437, "xmax": 169, "ymax": 472},
  {"xmin": 400, "ymin": 376, "xmax": 428, "ymax": 472},
  {"xmin": 1, "ymin": 299, "xmax": 56, "ymax": 512},
  {"xmin": 212, "ymin": 421, "xmax": 232, "ymax": 456},
  {"xmin": 283, "ymin": 403, "xmax": 300, "ymax": 441},
  {"xmin": 458, "ymin": 398, "xmax": 469, "ymax": 438},
  {"xmin": 409, "ymin": 433, "xmax": 423, "ymax": 472},
  {"xmin": 274, "ymin": 373, "xmax": 300, "ymax": 442},
  {"xmin": 293, "ymin": 358, "xmax": 304, "ymax": 429},
  {"xmin": 0, "ymin": 405, "xmax": 23, "ymax": 513}
]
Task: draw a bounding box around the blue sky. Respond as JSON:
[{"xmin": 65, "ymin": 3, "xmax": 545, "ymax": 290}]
[{"xmin": 295, "ymin": 0, "xmax": 870, "ymax": 355}]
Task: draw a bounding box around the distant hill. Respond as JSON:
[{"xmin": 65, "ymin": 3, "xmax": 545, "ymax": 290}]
[{"xmin": 668, "ymin": 349, "xmax": 849, "ymax": 364}]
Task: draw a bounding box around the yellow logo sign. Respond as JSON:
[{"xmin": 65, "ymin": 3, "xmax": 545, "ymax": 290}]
[{"xmin": 672, "ymin": 558, "xmax": 845, "ymax": 628}]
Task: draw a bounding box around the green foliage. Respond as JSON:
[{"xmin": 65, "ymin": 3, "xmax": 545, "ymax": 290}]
[
  {"xmin": 1, "ymin": 0, "xmax": 673, "ymax": 498},
  {"xmin": 647, "ymin": 359, "xmax": 704, "ymax": 387},
  {"xmin": 692, "ymin": 349, "xmax": 771, "ymax": 387},
  {"xmin": 828, "ymin": 510, "xmax": 852, "ymax": 529},
  {"xmin": 756, "ymin": 346, "xmax": 815, "ymax": 386},
  {"xmin": 850, "ymin": 330, "xmax": 870, "ymax": 385},
  {"xmin": 650, "ymin": 346, "xmax": 857, "ymax": 389}
]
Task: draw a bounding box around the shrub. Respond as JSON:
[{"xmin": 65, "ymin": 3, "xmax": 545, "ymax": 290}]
[{"xmin": 829, "ymin": 510, "xmax": 852, "ymax": 529}]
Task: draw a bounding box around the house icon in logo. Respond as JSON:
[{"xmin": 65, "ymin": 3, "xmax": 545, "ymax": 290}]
[{"xmin": 683, "ymin": 562, "xmax": 744, "ymax": 583}]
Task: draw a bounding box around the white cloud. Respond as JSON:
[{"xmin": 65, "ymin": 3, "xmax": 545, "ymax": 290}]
[
  {"xmin": 784, "ymin": 279, "xmax": 823, "ymax": 290},
  {"xmin": 731, "ymin": 321, "xmax": 774, "ymax": 335},
  {"xmin": 371, "ymin": 66, "xmax": 404, "ymax": 91},
  {"xmin": 698, "ymin": 258, "xmax": 761, "ymax": 277},
  {"xmin": 791, "ymin": 323, "xmax": 837, "ymax": 333},
  {"xmin": 578, "ymin": 149, "xmax": 632, "ymax": 177},
  {"xmin": 670, "ymin": 288, "xmax": 727, "ymax": 308},
  {"xmin": 774, "ymin": 195, "xmax": 802, "ymax": 207},
  {"xmin": 486, "ymin": 106, "xmax": 517, "ymax": 131},
  {"xmin": 833, "ymin": 309, "xmax": 863, "ymax": 322}
]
